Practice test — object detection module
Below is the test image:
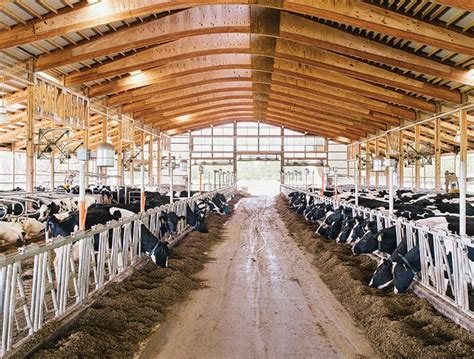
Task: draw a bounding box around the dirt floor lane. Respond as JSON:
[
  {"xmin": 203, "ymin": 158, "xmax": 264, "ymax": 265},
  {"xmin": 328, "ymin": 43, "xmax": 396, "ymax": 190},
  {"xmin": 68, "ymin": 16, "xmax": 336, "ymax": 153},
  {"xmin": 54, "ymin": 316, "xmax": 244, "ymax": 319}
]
[{"xmin": 140, "ymin": 196, "xmax": 376, "ymax": 358}]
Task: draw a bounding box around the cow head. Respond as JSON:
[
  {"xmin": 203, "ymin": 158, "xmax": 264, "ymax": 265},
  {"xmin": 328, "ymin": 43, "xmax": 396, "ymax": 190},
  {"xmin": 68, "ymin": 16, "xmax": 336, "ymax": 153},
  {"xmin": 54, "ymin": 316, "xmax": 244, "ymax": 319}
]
[
  {"xmin": 369, "ymin": 259, "xmax": 393, "ymax": 289},
  {"xmin": 352, "ymin": 231, "xmax": 377, "ymax": 255},
  {"xmin": 100, "ymin": 188, "xmax": 113, "ymax": 204},
  {"xmin": 194, "ymin": 221, "xmax": 208, "ymax": 233},
  {"xmin": 347, "ymin": 219, "xmax": 367, "ymax": 243},
  {"xmin": 167, "ymin": 212, "xmax": 179, "ymax": 234},
  {"xmin": 38, "ymin": 202, "xmax": 60, "ymax": 222},
  {"xmin": 393, "ymin": 261, "xmax": 415, "ymax": 294},
  {"xmin": 336, "ymin": 218, "xmax": 355, "ymax": 243},
  {"xmin": 150, "ymin": 241, "xmax": 170, "ymax": 268}
]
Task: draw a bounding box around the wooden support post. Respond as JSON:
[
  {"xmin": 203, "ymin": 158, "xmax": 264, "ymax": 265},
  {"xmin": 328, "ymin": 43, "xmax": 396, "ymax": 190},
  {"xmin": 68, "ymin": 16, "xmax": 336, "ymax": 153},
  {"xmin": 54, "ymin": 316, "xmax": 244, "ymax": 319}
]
[
  {"xmin": 26, "ymin": 85, "xmax": 35, "ymax": 193},
  {"xmin": 434, "ymin": 118, "xmax": 442, "ymax": 191},
  {"xmin": 79, "ymin": 102, "xmax": 89, "ymax": 230},
  {"xmin": 140, "ymin": 131, "xmax": 145, "ymax": 171},
  {"xmin": 415, "ymin": 125, "xmax": 421, "ymax": 191},
  {"xmin": 50, "ymin": 153, "xmax": 55, "ymax": 191},
  {"xmin": 11, "ymin": 144, "xmax": 15, "ymax": 189},
  {"xmin": 459, "ymin": 109, "xmax": 467, "ymax": 238},
  {"xmin": 130, "ymin": 133, "xmax": 135, "ymax": 187},
  {"xmin": 357, "ymin": 144, "xmax": 362, "ymax": 188},
  {"xmin": 148, "ymin": 135, "xmax": 153, "ymax": 185},
  {"xmin": 26, "ymin": 57, "xmax": 35, "ymax": 193},
  {"xmin": 140, "ymin": 131, "xmax": 145, "ymax": 212},
  {"xmin": 84, "ymin": 105, "xmax": 90, "ymax": 187},
  {"xmin": 399, "ymin": 130, "xmax": 404, "ymax": 188},
  {"xmin": 280, "ymin": 126, "xmax": 284, "ymax": 184},
  {"xmin": 324, "ymin": 138, "xmax": 329, "ymax": 190},
  {"xmin": 117, "ymin": 120, "xmax": 124, "ymax": 186},
  {"xmin": 375, "ymin": 139, "xmax": 380, "ymax": 189},
  {"xmin": 385, "ymin": 134, "xmax": 390, "ymax": 188},
  {"xmin": 365, "ymin": 142, "xmax": 371, "ymax": 187},
  {"xmin": 188, "ymin": 131, "xmax": 192, "ymax": 197},
  {"xmin": 157, "ymin": 134, "xmax": 161, "ymax": 186},
  {"xmin": 101, "ymin": 117, "xmax": 107, "ymax": 185}
]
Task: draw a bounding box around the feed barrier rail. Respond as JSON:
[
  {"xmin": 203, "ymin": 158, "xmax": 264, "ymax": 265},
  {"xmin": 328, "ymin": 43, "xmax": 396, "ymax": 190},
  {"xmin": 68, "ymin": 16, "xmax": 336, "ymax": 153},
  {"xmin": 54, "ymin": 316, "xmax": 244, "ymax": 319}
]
[
  {"xmin": 281, "ymin": 184, "xmax": 474, "ymax": 330},
  {"xmin": 0, "ymin": 185, "xmax": 235, "ymax": 357}
]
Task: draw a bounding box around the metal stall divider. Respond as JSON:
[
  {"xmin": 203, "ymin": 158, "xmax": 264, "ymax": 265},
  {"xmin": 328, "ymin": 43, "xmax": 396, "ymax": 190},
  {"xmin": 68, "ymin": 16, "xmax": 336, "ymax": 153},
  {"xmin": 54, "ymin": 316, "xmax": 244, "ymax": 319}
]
[
  {"xmin": 0, "ymin": 184, "xmax": 236, "ymax": 357},
  {"xmin": 280, "ymin": 184, "xmax": 474, "ymax": 329}
]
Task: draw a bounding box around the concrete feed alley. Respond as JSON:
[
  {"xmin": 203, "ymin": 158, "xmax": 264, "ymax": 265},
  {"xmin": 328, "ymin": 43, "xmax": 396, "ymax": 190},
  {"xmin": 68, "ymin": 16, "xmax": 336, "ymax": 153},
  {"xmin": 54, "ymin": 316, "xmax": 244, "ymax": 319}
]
[{"xmin": 140, "ymin": 196, "xmax": 376, "ymax": 358}]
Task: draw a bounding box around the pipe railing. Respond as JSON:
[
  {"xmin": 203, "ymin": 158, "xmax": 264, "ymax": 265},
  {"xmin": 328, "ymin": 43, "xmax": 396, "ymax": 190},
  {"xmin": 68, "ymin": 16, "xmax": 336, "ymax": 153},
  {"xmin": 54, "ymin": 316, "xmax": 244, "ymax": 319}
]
[
  {"xmin": 0, "ymin": 184, "xmax": 236, "ymax": 357},
  {"xmin": 281, "ymin": 184, "xmax": 474, "ymax": 328}
]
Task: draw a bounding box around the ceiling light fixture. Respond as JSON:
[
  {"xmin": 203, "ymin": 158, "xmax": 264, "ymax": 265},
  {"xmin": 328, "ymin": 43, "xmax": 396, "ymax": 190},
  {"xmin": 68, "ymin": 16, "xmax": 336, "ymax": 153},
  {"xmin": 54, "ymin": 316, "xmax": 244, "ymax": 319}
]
[{"xmin": 454, "ymin": 129, "xmax": 461, "ymax": 143}]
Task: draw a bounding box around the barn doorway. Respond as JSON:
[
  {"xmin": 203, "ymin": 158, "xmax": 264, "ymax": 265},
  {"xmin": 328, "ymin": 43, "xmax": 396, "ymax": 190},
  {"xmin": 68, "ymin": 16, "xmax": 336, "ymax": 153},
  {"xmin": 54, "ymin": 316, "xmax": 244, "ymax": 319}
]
[{"xmin": 236, "ymin": 158, "xmax": 281, "ymax": 196}]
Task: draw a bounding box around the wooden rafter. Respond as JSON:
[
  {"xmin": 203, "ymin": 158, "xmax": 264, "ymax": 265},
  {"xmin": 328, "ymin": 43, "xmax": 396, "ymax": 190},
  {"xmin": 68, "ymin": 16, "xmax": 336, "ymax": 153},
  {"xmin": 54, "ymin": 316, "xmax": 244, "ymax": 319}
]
[
  {"xmin": 1, "ymin": 0, "xmax": 473, "ymax": 55},
  {"xmin": 63, "ymin": 33, "xmax": 461, "ymax": 104}
]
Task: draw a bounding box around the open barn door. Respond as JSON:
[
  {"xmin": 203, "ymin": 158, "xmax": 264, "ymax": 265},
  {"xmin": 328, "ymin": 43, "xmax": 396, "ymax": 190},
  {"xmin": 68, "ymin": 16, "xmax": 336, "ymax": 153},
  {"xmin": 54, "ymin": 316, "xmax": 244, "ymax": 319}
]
[{"xmin": 236, "ymin": 155, "xmax": 281, "ymax": 195}]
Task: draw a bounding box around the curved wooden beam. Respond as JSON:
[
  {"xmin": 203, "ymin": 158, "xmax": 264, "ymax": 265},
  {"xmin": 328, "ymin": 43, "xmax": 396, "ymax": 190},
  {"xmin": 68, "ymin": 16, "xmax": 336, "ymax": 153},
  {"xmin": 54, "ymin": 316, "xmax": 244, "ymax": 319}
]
[
  {"xmin": 113, "ymin": 72, "xmax": 414, "ymax": 121},
  {"xmin": 147, "ymin": 103, "xmax": 371, "ymax": 137},
  {"xmin": 33, "ymin": 6, "xmax": 473, "ymax": 87},
  {"xmin": 431, "ymin": 1, "xmax": 474, "ymax": 12},
  {"xmin": 2, "ymin": 1, "xmax": 473, "ymax": 55},
  {"xmin": 135, "ymin": 93, "xmax": 389, "ymax": 131},
  {"xmin": 67, "ymin": 33, "xmax": 459, "ymax": 103},
  {"xmin": 89, "ymin": 55, "xmax": 435, "ymax": 112}
]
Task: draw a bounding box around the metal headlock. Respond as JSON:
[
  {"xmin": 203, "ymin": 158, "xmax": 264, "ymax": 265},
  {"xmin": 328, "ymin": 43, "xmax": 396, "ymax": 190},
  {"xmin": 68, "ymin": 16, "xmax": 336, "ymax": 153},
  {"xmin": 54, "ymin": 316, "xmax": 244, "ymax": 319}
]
[
  {"xmin": 0, "ymin": 185, "xmax": 236, "ymax": 357},
  {"xmin": 281, "ymin": 184, "xmax": 474, "ymax": 331}
]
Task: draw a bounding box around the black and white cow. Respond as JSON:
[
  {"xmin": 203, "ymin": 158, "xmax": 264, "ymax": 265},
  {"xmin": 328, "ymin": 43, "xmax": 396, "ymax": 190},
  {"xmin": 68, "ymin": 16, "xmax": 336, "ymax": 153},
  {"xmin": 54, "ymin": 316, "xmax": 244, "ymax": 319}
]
[
  {"xmin": 352, "ymin": 226, "xmax": 398, "ymax": 255},
  {"xmin": 316, "ymin": 206, "xmax": 345, "ymax": 240},
  {"xmin": 186, "ymin": 204, "xmax": 208, "ymax": 233},
  {"xmin": 369, "ymin": 238, "xmax": 408, "ymax": 289},
  {"xmin": 46, "ymin": 206, "xmax": 170, "ymax": 268},
  {"xmin": 37, "ymin": 196, "xmax": 96, "ymax": 222},
  {"xmin": 5, "ymin": 217, "xmax": 45, "ymax": 239}
]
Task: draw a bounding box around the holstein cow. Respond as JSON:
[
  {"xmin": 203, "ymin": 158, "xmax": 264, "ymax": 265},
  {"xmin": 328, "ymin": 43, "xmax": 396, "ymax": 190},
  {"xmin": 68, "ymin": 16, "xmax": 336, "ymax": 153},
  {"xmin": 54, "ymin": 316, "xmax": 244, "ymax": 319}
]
[
  {"xmin": 392, "ymin": 244, "xmax": 422, "ymax": 294},
  {"xmin": 369, "ymin": 238, "xmax": 408, "ymax": 289},
  {"xmin": 352, "ymin": 226, "xmax": 398, "ymax": 255},
  {"xmin": 316, "ymin": 206, "xmax": 345, "ymax": 240},
  {"xmin": 186, "ymin": 204, "xmax": 208, "ymax": 233},
  {"xmin": 6, "ymin": 217, "xmax": 45, "ymax": 239},
  {"xmin": 47, "ymin": 206, "xmax": 170, "ymax": 268},
  {"xmin": 37, "ymin": 196, "xmax": 96, "ymax": 222}
]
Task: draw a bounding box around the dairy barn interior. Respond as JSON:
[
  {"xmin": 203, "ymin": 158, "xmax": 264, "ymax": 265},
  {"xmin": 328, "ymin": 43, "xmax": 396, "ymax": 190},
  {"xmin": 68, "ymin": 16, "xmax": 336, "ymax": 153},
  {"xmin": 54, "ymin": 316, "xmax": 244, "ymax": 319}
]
[{"xmin": 0, "ymin": 0, "xmax": 474, "ymax": 358}]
